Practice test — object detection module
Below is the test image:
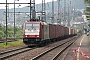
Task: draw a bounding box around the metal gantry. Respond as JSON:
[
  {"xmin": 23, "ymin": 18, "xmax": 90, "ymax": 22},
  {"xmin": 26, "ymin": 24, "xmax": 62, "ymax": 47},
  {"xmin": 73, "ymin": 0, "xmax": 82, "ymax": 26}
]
[
  {"xmin": 68, "ymin": 0, "xmax": 72, "ymax": 27},
  {"xmin": 1, "ymin": 0, "xmax": 36, "ymax": 44},
  {"xmin": 42, "ymin": 0, "xmax": 46, "ymax": 21},
  {"xmin": 51, "ymin": 0, "xmax": 54, "ymax": 23},
  {"xmin": 64, "ymin": 0, "xmax": 66, "ymax": 26},
  {"xmin": 30, "ymin": 0, "xmax": 35, "ymax": 20},
  {"xmin": 6, "ymin": 0, "xmax": 8, "ymax": 45},
  {"xmin": 57, "ymin": 0, "xmax": 61, "ymax": 24},
  {"xmin": 14, "ymin": 0, "xmax": 16, "ymax": 40}
]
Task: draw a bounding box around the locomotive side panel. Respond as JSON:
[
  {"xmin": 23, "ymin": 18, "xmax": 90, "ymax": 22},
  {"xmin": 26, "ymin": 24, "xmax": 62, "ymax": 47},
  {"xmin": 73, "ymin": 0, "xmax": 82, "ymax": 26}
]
[{"xmin": 41, "ymin": 23, "xmax": 49, "ymax": 41}]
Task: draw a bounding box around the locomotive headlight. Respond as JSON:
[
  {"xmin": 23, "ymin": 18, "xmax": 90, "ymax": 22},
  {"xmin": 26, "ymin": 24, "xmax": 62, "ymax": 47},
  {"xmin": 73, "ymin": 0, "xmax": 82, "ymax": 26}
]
[
  {"xmin": 37, "ymin": 36, "xmax": 39, "ymax": 37},
  {"xmin": 25, "ymin": 35, "xmax": 27, "ymax": 37}
]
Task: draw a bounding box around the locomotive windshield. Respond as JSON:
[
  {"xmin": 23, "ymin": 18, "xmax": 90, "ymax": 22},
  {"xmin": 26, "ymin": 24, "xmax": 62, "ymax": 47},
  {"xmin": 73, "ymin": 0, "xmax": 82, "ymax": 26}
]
[
  {"xmin": 26, "ymin": 24, "xmax": 32, "ymax": 30},
  {"xmin": 26, "ymin": 24, "xmax": 39, "ymax": 30},
  {"xmin": 25, "ymin": 23, "xmax": 40, "ymax": 35}
]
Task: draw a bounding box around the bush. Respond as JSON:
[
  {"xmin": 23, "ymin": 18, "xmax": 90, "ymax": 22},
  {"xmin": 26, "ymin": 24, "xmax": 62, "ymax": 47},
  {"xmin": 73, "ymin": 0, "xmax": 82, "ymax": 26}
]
[
  {"xmin": 8, "ymin": 31, "xmax": 14, "ymax": 37},
  {"xmin": 78, "ymin": 30, "xmax": 82, "ymax": 34},
  {"xmin": 0, "ymin": 31, "xmax": 4, "ymax": 39}
]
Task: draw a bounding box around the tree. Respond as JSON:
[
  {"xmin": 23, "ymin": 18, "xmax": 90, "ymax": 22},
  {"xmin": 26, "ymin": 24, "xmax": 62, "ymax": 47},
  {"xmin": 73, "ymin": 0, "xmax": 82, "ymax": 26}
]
[
  {"xmin": 0, "ymin": 31, "xmax": 4, "ymax": 39},
  {"xmin": 84, "ymin": 0, "xmax": 90, "ymax": 3},
  {"xmin": 84, "ymin": 0, "xmax": 90, "ymax": 26},
  {"xmin": 8, "ymin": 31, "xmax": 14, "ymax": 37},
  {"xmin": 88, "ymin": 24, "xmax": 90, "ymax": 27},
  {"xmin": 78, "ymin": 30, "xmax": 82, "ymax": 34}
]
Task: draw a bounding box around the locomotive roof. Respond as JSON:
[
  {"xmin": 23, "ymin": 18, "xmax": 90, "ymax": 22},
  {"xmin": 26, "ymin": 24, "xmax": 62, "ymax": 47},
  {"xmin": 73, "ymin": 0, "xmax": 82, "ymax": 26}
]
[{"xmin": 25, "ymin": 20, "xmax": 48, "ymax": 25}]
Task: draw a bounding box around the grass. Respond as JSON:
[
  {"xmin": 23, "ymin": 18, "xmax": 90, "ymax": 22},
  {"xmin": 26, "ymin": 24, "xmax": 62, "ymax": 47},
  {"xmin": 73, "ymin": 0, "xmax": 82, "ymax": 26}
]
[
  {"xmin": 0, "ymin": 40, "xmax": 24, "ymax": 50},
  {"xmin": 88, "ymin": 36, "xmax": 90, "ymax": 40}
]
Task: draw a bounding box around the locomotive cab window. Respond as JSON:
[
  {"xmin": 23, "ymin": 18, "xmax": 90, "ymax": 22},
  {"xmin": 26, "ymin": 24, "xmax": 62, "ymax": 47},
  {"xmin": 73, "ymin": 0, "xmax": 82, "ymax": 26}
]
[
  {"xmin": 25, "ymin": 23, "xmax": 40, "ymax": 33},
  {"xmin": 26, "ymin": 24, "xmax": 32, "ymax": 30},
  {"xmin": 25, "ymin": 24, "xmax": 39, "ymax": 30},
  {"xmin": 33, "ymin": 24, "xmax": 40, "ymax": 30}
]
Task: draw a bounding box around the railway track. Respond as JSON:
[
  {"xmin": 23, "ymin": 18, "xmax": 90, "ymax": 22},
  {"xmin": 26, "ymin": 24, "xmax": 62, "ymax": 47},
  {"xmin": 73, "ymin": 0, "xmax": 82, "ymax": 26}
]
[
  {"xmin": 0, "ymin": 35, "xmax": 80, "ymax": 60},
  {"xmin": 31, "ymin": 36, "xmax": 77, "ymax": 60},
  {"xmin": 0, "ymin": 46, "xmax": 36, "ymax": 60},
  {"xmin": 52, "ymin": 41, "xmax": 74, "ymax": 60}
]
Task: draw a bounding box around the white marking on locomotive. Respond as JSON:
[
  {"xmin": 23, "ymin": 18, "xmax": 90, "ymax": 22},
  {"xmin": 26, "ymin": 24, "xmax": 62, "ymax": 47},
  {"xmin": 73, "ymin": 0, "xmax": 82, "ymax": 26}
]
[{"xmin": 25, "ymin": 29, "xmax": 39, "ymax": 35}]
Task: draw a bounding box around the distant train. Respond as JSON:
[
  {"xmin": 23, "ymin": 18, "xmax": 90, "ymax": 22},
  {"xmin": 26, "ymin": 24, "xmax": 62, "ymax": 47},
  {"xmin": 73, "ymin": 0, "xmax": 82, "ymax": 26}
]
[{"xmin": 23, "ymin": 19, "xmax": 77, "ymax": 46}]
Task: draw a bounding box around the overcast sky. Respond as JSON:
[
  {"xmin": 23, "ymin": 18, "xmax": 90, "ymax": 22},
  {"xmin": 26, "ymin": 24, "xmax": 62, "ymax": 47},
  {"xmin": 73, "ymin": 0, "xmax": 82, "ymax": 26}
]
[{"xmin": 0, "ymin": 0, "xmax": 57, "ymax": 9}]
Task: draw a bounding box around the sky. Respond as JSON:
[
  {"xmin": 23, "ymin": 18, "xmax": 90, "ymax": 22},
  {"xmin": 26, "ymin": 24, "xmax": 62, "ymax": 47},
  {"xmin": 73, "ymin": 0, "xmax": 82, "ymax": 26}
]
[{"xmin": 0, "ymin": 0, "xmax": 57, "ymax": 9}]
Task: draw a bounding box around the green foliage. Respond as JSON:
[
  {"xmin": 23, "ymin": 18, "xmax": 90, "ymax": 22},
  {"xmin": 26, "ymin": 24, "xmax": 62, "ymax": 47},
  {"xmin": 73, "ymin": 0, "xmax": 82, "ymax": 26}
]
[
  {"xmin": 88, "ymin": 24, "xmax": 90, "ymax": 27},
  {"xmin": 8, "ymin": 31, "xmax": 14, "ymax": 37},
  {"xmin": 0, "ymin": 25, "xmax": 5, "ymax": 31},
  {"xmin": 86, "ymin": 16, "xmax": 90, "ymax": 18},
  {"xmin": 0, "ymin": 40, "xmax": 23, "ymax": 49},
  {"xmin": 0, "ymin": 24, "xmax": 2, "ymax": 27},
  {"xmin": 84, "ymin": 0, "xmax": 90, "ymax": 3},
  {"xmin": 0, "ymin": 31, "xmax": 4, "ymax": 39},
  {"xmin": 0, "ymin": 24, "xmax": 23, "ymax": 38},
  {"xmin": 88, "ymin": 36, "xmax": 90, "ymax": 41},
  {"xmin": 15, "ymin": 27, "xmax": 23, "ymax": 38},
  {"xmin": 16, "ymin": 30, "xmax": 23, "ymax": 38},
  {"xmin": 78, "ymin": 30, "xmax": 82, "ymax": 34},
  {"xmin": 84, "ymin": 0, "xmax": 90, "ymax": 20},
  {"xmin": 8, "ymin": 27, "xmax": 14, "ymax": 31},
  {"xmin": 86, "ymin": 8, "xmax": 90, "ymax": 12}
]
